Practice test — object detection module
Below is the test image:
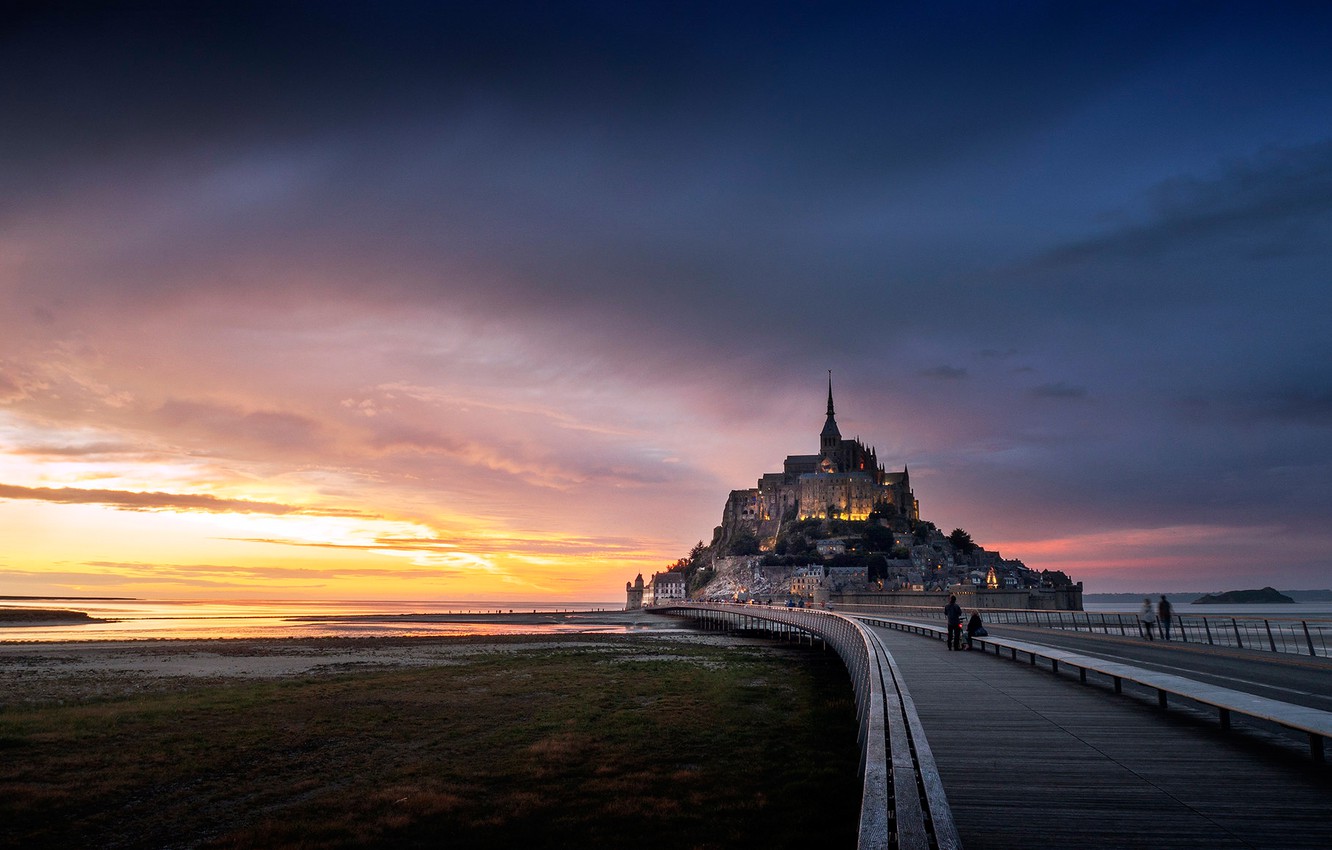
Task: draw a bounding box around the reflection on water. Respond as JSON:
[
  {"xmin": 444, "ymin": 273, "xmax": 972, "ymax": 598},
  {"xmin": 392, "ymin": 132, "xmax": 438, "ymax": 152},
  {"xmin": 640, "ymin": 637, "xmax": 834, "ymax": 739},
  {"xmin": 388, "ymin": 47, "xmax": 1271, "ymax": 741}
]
[
  {"xmin": 16, "ymin": 598, "xmax": 1327, "ymax": 643},
  {"xmin": 0, "ymin": 598, "xmax": 629, "ymax": 642}
]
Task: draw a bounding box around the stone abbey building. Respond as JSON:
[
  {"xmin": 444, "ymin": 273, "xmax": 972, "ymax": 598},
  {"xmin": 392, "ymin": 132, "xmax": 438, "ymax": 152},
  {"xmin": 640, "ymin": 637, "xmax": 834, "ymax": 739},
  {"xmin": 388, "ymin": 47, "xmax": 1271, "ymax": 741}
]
[{"xmin": 717, "ymin": 377, "xmax": 918, "ymax": 549}]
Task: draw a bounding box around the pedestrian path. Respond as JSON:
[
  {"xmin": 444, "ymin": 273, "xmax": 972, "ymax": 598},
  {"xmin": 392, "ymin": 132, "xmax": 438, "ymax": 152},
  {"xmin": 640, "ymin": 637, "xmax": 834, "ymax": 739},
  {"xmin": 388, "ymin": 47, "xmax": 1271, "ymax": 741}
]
[{"xmin": 869, "ymin": 625, "xmax": 1332, "ymax": 850}]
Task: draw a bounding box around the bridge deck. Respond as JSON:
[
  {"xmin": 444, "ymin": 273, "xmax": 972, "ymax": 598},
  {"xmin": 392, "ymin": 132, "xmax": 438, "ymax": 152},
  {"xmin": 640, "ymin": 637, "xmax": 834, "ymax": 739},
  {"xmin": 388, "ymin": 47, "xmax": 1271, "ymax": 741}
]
[{"xmin": 868, "ymin": 625, "xmax": 1332, "ymax": 850}]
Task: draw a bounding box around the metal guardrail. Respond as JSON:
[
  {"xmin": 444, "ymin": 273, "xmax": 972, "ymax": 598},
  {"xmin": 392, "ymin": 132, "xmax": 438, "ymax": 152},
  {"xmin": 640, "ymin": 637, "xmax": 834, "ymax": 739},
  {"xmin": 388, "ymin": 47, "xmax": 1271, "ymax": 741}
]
[
  {"xmin": 856, "ymin": 615, "xmax": 1332, "ymax": 763},
  {"xmin": 836, "ymin": 604, "xmax": 1332, "ymax": 658},
  {"xmin": 653, "ymin": 603, "xmax": 960, "ymax": 850}
]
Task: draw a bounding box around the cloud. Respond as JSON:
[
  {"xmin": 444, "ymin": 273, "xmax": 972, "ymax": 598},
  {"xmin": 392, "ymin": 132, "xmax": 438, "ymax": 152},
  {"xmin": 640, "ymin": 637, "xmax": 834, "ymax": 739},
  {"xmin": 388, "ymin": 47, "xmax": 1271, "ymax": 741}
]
[
  {"xmin": 1094, "ymin": 141, "xmax": 1332, "ymax": 260},
  {"xmin": 1251, "ymin": 388, "xmax": 1332, "ymax": 427},
  {"xmin": 3, "ymin": 5, "xmax": 1332, "ymax": 600},
  {"xmin": 11, "ymin": 441, "xmax": 141, "ymax": 458},
  {"xmin": 0, "ymin": 364, "xmax": 45, "ymax": 403},
  {"xmin": 155, "ymin": 399, "xmax": 328, "ymax": 452},
  {"xmin": 81, "ymin": 560, "xmax": 475, "ymax": 583},
  {"xmin": 921, "ymin": 365, "xmax": 968, "ymax": 380},
  {"xmin": 229, "ymin": 531, "xmax": 661, "ymax": 560},
  {"xmin": 0, "ymin": 482, "xmax": 361, "ymax": 516},
  {"xmin": 1031, "ymin": 382, "xmax": 1088, "ymax": 400}
]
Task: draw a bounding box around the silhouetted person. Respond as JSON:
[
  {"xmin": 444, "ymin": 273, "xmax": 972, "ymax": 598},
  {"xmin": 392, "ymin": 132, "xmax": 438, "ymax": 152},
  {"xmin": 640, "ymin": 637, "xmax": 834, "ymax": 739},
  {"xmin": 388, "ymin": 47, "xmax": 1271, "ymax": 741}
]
[
  {"xmin": 1158, "ymin": 595, "xmax": 1173, "ymax": 640},
  {"xmin": 965, "ymin": 611, "xmax": 986, "ymax": 650},
  {"xmin": 1138, "ymin": 597, "xmax": 1156, "ymax": 640},
  {"xmin": 944, "ymin": 594, "xmax": 963, "ymax": 650}
]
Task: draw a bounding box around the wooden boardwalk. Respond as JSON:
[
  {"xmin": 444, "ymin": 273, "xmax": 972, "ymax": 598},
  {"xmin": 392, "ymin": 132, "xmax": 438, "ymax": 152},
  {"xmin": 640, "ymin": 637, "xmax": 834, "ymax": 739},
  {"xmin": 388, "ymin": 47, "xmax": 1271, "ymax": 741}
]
[{"xmin": 869, "ymin": 625, "xmax": 1332, "ymax": 850}]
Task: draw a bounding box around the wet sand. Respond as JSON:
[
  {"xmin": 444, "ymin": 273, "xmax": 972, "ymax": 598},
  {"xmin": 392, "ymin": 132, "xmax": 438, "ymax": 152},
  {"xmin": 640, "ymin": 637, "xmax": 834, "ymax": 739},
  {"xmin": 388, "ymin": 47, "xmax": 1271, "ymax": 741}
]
[{"xmin": 0, "ymin": 608, "xmax": 734, "ymax": 706}]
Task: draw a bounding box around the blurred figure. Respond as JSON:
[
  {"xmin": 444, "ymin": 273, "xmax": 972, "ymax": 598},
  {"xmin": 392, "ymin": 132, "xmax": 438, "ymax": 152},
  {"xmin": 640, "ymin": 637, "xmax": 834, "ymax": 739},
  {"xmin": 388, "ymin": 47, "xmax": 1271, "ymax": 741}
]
[
  {"xmin": 1158, "ymin": 595, "xmax": 1173, "ymax": 640},
  {"xmin": 1139, "ymin": 597, "xmax": 1157, "ymax": 640}
]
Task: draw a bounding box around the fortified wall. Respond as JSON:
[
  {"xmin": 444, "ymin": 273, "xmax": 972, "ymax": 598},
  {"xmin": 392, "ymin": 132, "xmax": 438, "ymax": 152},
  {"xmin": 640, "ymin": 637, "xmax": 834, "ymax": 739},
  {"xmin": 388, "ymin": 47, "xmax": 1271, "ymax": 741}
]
[{"xmin": 834, "ymin": 585, "xmax": 1083, "ymax": 611}]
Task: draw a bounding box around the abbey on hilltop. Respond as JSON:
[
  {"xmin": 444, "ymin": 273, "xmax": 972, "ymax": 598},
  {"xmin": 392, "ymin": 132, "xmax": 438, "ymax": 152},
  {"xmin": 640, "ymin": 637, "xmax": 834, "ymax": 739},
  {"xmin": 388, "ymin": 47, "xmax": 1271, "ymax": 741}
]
[
  {"xmin": 626, "ymin": 375, "xmax": 1083, "ymax": 612},
  {"xmin": 715, "ymin": 373, "xmax": 917, "ymax": 551}
]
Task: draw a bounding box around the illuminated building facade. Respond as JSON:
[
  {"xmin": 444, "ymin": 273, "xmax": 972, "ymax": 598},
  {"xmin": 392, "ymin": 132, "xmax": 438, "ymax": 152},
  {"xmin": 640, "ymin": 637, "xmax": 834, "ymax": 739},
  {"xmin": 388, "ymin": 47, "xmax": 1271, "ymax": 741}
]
[{"xmin": 718, "ymin": 377, "xmax": 918, "ymax": 549}]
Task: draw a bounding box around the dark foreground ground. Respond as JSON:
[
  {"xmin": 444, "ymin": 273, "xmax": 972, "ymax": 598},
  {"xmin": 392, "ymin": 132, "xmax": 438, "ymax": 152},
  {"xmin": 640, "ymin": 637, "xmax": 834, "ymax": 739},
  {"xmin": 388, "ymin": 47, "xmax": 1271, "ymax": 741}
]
[{"xmin": 0, "ymin": 633, "xmax": 859, "ymax": 850}]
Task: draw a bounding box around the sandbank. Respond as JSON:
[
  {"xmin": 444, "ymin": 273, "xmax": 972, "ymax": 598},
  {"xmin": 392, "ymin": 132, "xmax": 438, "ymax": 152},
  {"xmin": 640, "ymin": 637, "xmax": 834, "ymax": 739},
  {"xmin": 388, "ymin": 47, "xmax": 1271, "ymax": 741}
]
[{"xmin": 0, "ymin": 609, "xmax": 765, "ymax": 707}]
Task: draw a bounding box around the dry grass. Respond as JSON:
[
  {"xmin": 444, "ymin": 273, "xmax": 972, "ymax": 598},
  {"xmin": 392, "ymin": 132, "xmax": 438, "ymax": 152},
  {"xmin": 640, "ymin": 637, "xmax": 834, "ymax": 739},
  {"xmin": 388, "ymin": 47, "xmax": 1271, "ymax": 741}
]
[{"xmin": 0, "ymin": 636, "xmax": 859, "ymax": 849}]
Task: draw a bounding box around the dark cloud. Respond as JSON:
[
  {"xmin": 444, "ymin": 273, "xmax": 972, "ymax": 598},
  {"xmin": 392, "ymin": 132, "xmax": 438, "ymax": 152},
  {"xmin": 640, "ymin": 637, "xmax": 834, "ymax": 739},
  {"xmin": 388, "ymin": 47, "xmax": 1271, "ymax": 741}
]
[
  {"xmin": 1260, "ymin": 389, "xmax": 1332, "ymax": 427},
  {"xmin": 0, "ymin": 3, "xmax": 1196, "ymax": 330},
  {"xmin": 1046, "ymin": 140, "xmax": 1332, "ymax": 269},
  {"xmin": 1032, "ymin": 383, "xmax": 1088, "ymax": 400},
  {"xmin": 4, "ymin": 3, "xmax": 1332, "ymax": 594},
  {"xmin": 1184, "ymin": 386, "xmax": 1332, "ymax": 429},
  {"xmin": 0, "ymin": 482, "xmax": 362, "ymax": 516},
  {"xmin": 921, "ymin": 366, "xmax": 968, "ymax": 380},
  {"xmin": 0, "ymin": 3, "xmax": 1174, "ymax": 175}
]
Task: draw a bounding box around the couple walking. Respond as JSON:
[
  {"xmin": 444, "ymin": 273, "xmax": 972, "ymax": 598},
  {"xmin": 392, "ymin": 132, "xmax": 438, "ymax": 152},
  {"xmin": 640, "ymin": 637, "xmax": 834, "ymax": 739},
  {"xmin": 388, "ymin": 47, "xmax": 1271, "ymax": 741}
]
[
  {"xmin": 944, "ymin": 595, "xmax": 984, "ymax": 650},
  {"xmin": 1139, "ymin": 595, "xmax": 1174, "ymax": 640}
]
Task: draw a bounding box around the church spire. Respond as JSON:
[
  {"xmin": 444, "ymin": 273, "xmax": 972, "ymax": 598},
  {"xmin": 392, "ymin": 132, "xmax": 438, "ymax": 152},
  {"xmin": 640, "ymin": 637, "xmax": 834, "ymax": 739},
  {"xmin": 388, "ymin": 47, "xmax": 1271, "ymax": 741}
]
[{"xmin": 820, "ymin": 370, "xmax": 841, "ymax": 458}]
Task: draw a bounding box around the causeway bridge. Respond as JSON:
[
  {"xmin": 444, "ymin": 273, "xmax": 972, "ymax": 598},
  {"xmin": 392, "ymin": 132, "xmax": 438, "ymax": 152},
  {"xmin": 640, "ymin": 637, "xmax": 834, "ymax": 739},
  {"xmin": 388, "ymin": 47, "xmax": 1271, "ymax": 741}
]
[{"xmin": 654, "ymin": 603, "xmax": 1332, "ymax": 850}]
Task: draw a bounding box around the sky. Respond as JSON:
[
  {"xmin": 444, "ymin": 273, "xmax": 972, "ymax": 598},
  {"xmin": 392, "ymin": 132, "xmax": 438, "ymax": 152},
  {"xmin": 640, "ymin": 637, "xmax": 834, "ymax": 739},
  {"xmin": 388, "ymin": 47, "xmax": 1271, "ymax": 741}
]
[{"xmin": 2, "ymin": 2, "xmax": 1331, "ymax": 600}]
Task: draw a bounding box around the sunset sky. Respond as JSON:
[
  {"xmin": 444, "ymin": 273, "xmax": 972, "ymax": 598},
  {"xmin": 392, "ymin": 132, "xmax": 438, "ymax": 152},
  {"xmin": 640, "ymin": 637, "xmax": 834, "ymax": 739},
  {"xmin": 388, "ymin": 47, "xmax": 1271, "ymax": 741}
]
[{"xmin": 3, "ymin": 3, "xmax": 1332, "ymax": 600}]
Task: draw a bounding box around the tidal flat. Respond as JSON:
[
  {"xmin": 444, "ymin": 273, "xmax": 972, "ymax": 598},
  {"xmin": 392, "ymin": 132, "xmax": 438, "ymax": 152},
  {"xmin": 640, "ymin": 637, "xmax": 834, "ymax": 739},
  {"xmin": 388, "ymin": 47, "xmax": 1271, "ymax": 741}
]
[{"xmin": 0, "ymin": 633, "xmax": 859, "ymax": 849}]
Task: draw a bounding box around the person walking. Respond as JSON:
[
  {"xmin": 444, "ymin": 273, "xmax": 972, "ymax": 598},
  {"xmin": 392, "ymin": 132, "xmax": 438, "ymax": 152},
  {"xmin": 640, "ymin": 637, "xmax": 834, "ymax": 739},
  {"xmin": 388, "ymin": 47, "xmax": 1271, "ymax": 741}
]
[
  {"xmin": 1158, "ymin": 595, "xmax": 1173, "ymax": 640},
  {"xmin": 944, "ymin": 594, "xmax": 963, "ymax": 650},
  {"xmin": 1138, "ymin": 597, "xmax": 1157, "ymax": 640}
]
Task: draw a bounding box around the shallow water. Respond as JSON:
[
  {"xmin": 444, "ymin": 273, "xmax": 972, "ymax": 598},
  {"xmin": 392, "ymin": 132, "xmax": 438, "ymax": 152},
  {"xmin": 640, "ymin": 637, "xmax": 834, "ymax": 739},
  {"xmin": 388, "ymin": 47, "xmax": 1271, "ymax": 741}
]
[{"xmin": 0, "ymin": 598, "xmax": 632, "ymax": 642}]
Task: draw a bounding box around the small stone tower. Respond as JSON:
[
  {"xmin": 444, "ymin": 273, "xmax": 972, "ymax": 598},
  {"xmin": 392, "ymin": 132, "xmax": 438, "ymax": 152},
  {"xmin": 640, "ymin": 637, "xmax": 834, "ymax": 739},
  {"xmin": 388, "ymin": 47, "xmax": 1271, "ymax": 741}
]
[{"xmin": 625, "ymin": 574, "xmax": 645, "ymax": 610}]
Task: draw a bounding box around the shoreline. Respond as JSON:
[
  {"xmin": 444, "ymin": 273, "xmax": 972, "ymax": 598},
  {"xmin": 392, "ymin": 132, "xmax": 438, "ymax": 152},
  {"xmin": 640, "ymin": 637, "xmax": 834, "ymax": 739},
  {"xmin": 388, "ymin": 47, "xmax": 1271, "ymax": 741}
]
[
  {"xmin": 0, "ymin": 610, "xmax": 756, "ymax": 706},
  {"xmin": 0, "ymin": 604, "xmax": 650, "ymax": 640},
  {"xmin": 288, "ymin": 608, "xmax": 644, "ymax": 625},
  {"xmin": 0, "ymin": 608, "xmax": 105, "ymax": 626}
]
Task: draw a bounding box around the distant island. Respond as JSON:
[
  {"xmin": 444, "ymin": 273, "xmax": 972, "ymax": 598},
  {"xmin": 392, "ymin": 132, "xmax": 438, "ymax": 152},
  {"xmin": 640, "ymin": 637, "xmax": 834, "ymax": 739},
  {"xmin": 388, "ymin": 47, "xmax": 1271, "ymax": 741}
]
[
  {"xmin": 1194, "ymin": 587, "xmax": 1294, "ymax": 604},
  {"xmin": 0, "ymin": 608, "xmax": 104, "ymax": 626}
]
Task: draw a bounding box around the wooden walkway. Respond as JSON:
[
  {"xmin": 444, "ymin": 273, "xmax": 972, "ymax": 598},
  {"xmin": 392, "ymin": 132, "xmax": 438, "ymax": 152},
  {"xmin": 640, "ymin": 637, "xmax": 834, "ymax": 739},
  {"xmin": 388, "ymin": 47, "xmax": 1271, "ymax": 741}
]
[{"xmin": 869, "ymin": 625, "xmax": 1332, "ymax": 850}]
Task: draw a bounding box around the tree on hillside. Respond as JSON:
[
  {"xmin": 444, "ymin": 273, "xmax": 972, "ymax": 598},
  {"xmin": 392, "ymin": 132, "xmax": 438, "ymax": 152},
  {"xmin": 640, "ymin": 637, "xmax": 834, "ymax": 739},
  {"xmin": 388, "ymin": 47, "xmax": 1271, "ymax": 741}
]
[
  {"xmin": 674, "ymin": 541, "xmax": 714, "ymax": 596},
  {"xmin": 687, "ymin": 540, "xmax": 709, "ymax": 564},
  {"xmin": 912, "ymin": 520, "xmax": 937, "ymax": 543},
  {"xmin": 947, "ymin": 528, "xmax": 977, "ymax": 553},
  {"xmin": 724, "ymin": 529, "xmax": 760, "ymax": 557},
  {"xmin": 866, "ymin": 500, "xmax": 893, "ymax": 523},
  {"xmin": 863, "ymin": 523, "xmax": 895, "ymax": 552}
]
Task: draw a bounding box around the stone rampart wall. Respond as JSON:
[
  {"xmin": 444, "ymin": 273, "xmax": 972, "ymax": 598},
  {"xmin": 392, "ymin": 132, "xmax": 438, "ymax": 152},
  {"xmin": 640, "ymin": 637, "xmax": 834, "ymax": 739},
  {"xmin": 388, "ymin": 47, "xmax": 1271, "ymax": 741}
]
[{"xmin": 832, "ymin": 586, "xmax": 1083, "ymax": 611}]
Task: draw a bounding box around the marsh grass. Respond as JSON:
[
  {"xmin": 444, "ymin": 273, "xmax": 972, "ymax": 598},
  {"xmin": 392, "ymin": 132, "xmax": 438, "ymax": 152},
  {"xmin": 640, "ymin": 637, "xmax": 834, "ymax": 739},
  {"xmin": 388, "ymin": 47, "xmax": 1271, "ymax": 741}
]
[{"xmin": 0, "ymin": 636, "xmax": 858, "ymax": 849}]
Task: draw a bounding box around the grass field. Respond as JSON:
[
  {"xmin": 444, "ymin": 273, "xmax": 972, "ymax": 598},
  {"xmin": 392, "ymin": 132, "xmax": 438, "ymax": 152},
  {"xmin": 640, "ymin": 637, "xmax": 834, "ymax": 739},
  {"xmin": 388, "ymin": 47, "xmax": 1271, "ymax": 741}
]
[{"xmin": 0, "ymin": 635, "xmax": 860, "ymax": 849}]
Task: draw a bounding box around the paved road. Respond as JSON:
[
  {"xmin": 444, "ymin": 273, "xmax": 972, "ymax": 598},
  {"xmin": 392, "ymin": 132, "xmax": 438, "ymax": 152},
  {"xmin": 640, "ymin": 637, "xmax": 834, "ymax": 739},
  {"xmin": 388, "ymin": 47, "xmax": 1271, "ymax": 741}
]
[
  {"xmin": 869, "ymin": 624, "xmax": 1332, "ymax": 850},
  {"xmin": 874, "ymin": 616, "xmax": 1332, "ymax": 713}
]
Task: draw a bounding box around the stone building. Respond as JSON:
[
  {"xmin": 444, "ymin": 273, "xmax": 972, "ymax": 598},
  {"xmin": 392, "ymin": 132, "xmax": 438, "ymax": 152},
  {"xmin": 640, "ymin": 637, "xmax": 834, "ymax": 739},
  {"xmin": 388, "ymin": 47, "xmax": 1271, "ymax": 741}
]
[
  {"xmin": 717, "ymin": 376, "xmax": 918, "ymax": 550},
  {"xmin": 791, "ymin": 565, "xmax": 825, "ymax": 598},
  {"xmin": 650, "ymin": 571, "xmax": 686, "ymax": 604},
  {"xmin": 624, "ymin": 573, "xmax": 644, "ymax": 610},
  {"xmin": 628, "ymin": 570, "xmax": 686, "ymax": 608}
]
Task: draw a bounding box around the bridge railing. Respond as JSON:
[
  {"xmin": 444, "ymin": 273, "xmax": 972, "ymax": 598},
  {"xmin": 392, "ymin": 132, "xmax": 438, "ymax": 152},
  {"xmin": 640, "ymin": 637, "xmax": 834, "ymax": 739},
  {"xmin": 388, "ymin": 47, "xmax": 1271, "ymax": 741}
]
[
  {"xmin": 857, "ymin": 614, "xmax": 1332, "ymax": 763},
  {"xmin": 834, "ymin": 603, "xmax": 1332, "ymax": 658},
  {"xmin": 652, "ymin": 602, "xmax": 959, "ymax": 850}
]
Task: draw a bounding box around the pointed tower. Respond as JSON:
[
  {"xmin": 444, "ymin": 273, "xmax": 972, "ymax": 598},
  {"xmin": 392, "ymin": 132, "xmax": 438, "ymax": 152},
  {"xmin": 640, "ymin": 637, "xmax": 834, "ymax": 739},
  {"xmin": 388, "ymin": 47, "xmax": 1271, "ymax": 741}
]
[{"xmin": 820, "ymin": 370, "xmax": 841, "ymax": 458}]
